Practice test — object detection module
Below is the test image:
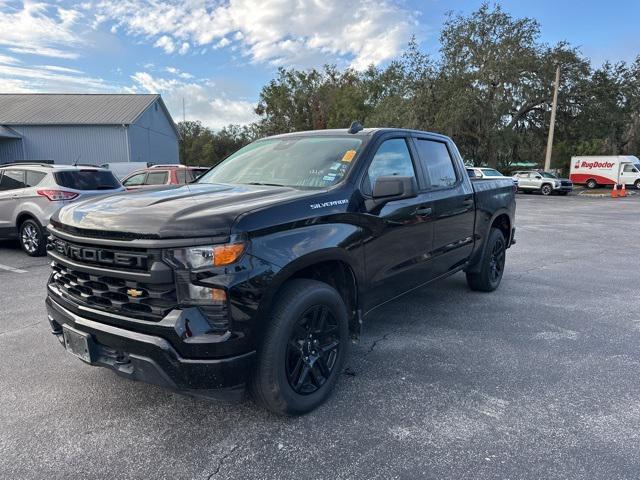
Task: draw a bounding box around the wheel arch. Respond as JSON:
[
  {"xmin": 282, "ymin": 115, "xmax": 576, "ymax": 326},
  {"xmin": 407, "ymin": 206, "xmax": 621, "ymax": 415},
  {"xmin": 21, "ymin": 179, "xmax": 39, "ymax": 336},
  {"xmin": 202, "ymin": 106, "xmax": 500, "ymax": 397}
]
[{"xmin": 257, "ymin": 249, "xmax": 361, "ymax": 338}]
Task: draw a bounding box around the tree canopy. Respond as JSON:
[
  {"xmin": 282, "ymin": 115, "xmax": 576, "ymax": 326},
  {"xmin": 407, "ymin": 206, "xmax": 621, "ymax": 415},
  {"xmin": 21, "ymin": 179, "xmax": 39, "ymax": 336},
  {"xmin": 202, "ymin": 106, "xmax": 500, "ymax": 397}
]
[{"xmin": 178, "ymin": 3, "xmax": 640, "ymax": 173}]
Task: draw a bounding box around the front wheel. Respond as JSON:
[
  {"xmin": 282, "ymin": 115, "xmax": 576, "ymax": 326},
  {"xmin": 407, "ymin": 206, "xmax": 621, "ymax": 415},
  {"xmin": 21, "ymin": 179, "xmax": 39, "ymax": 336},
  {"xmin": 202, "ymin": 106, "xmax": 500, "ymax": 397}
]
[
  {"xmin": 466, "ymin": 228, "xmax": 506, "ymax": 292},
  {"xmin": 635, "ymin": 180, "xmax": 640, "ymax": 190},
  {"xmin": 540, "ymin": 184, "xmax": 552, "ymax": 196},
  {"xmin": 251, "ymin": 279, "xmax": 349, "ymax": 415},
  {"xmin": 19, "ymin": 218, "xmax": 46, "ymax": 256}
]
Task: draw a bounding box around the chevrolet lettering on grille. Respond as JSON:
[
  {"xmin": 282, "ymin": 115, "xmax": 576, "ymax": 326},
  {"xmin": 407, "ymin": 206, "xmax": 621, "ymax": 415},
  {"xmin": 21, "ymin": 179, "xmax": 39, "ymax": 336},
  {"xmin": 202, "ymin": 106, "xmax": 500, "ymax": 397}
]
[{"xmin": 53, "ymin": 239, "xmax": 147, "ymax": 269}]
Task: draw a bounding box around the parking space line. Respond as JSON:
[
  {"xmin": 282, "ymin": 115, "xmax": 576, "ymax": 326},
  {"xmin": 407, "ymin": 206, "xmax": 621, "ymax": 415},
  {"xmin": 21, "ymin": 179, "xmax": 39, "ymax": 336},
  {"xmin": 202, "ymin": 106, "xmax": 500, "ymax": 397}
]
[{"xmin": 0, "ymin": 263, "xmax": 27, "ymax": 274}]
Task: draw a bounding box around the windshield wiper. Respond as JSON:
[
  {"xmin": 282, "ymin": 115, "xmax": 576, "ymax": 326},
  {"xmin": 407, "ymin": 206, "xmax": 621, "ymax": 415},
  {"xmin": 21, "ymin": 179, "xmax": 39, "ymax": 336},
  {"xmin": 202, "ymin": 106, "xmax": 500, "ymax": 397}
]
[{"xmin": 245, "ymin": 182, "xmax": 287, "ymax": 187}]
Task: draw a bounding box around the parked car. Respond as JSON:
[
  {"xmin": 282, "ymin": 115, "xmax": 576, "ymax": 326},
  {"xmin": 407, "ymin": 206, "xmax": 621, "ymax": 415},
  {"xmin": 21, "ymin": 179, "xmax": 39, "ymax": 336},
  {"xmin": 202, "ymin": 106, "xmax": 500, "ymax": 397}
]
[
  {"xmin": 45, "ymin": 126, "xmax": 516, "ymax": 415},
  {"xmin": 100, "ymin": 162, "xmax": 152, "ymax": 180},
  {"xmin": 121, "ymin": 165, "xmax": 205, "ymax": 190},
  {"xmin": 0, "ymin": 163, "xmax": 124, "ymax": 256},
  {"xmin": 570, "ymin": 155, "xmax": 640, "ymax": 189},
  {"xmin": 512, "ymin": 170, "xmax": 572, "ymax": 195},
  {"xmin": 467, "ymin": 167, "xmax": 518, "ymax": 186},
  {"xmin": 466, "ymin": 167, "xmax": 506, "ymax": 179}
]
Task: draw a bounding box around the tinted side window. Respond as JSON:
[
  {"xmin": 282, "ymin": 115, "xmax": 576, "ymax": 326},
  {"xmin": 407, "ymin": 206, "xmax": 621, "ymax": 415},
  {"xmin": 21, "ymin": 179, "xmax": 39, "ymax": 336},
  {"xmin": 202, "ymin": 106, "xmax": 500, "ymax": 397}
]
[
  {"xmin": 415, "ymin": 140, "xmax": 457, "ymax": 189},
  {"xmin": 0, "ymin": 169, "xmax": 25, "ymax": 191},
  {"xmin": 25, "ymin": 170, "xmax": 47, "ymax": 187},
  {"xmin": 146, "ymin": 171, "xmax": 168, "ymax": 185},
  {"xmin": 365, "ymin": 139, "xmax": 416, "ymax": 194}
]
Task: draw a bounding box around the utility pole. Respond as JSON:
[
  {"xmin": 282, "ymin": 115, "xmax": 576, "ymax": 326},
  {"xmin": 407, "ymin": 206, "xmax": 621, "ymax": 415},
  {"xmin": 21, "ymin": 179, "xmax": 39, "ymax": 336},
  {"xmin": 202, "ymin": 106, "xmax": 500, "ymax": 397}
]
[{"xmin": 544, "ymin": 65, "xmax": 560, "ymax": 171}]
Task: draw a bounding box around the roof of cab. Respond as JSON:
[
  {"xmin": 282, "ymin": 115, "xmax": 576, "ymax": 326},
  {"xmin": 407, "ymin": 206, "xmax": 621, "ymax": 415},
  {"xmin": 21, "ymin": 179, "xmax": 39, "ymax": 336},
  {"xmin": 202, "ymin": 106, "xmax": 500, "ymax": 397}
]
[{"xmin": 265, "ymin": 127, "xmax": 452, "ymax": 142}]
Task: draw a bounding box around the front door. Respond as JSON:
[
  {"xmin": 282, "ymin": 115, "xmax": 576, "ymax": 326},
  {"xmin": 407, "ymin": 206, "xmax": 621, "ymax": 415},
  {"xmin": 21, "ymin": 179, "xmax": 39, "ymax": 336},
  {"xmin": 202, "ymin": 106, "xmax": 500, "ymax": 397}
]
[{"xmin": 361, "ymin": 137, "xmax": 435, "ymax": 312}]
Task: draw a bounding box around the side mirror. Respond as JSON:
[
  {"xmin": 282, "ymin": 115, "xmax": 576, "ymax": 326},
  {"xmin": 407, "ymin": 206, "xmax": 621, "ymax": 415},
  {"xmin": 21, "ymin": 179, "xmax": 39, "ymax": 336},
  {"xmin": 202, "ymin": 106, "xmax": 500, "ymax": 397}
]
[
  {"xmin": 535, "ymin": 175, "xmax": 542, "ymax": 179},
  {"xmin": 367, "ymin": 176, "xmax": 417, "ymax": 210}
]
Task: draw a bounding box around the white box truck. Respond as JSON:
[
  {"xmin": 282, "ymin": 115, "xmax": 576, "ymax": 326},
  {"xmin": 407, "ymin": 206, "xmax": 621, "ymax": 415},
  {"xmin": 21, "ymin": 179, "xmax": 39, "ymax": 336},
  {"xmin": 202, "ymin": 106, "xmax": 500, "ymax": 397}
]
[{"xmin": 570, "ymin": 155, "xmax": 640, "ymax": 189}]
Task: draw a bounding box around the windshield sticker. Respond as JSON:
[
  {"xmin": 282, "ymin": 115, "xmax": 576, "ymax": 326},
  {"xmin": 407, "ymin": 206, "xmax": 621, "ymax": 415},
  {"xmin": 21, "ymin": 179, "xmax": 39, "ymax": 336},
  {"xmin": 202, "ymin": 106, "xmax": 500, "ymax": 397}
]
[
  {"xmin": 341, "ymin": 150, "xmax": 357, "ymax": 162},
  {"xmin": 329, "ymin": 162, "xmax": 342, "ymax": 171},
  {"xmin": 322, "ymin": 173, "xmax": 337, "ymax": 181},
  {"xmin": 310, "ymin": 199, "xmax": 349, "ymax": 209}
]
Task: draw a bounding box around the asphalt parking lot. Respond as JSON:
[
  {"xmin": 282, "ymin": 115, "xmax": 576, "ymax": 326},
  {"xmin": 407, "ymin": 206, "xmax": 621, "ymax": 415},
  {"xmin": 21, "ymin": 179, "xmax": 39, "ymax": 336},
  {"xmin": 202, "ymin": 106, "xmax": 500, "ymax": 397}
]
[{"xmin": 1, "ymin": 193, "xmax": 639, "ymax": 480}]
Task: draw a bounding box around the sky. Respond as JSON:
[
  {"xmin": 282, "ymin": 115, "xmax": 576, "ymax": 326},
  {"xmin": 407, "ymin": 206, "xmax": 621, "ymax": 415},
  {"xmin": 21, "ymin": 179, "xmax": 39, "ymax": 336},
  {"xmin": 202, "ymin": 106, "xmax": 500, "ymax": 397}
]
[{"xmin": 0, "ymin": 0, "xmax": 638, "ymax": 129}]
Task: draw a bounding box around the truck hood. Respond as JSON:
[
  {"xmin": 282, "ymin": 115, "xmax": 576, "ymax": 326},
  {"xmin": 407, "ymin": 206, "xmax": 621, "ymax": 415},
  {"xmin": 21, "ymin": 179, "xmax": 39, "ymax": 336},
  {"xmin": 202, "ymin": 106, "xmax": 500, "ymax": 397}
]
[{"xmin": 53, "ymin": 183, "xmax": 314, "ymax": 239}]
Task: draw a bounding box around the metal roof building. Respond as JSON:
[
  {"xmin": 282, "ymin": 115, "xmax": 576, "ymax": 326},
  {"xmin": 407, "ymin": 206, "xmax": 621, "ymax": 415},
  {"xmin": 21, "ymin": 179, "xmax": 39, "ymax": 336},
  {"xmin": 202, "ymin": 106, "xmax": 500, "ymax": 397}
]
[{"xmin": 0, "ymin": 94, "xmax": 179, "ymax": 165}]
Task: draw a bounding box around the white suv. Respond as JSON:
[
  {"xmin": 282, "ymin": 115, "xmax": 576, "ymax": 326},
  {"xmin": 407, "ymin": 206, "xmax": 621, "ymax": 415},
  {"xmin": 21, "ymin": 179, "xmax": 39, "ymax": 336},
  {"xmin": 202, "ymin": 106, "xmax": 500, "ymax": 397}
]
[{"xmin": 0, "ymin": 163, "xmax": 124, "ymax": 256}]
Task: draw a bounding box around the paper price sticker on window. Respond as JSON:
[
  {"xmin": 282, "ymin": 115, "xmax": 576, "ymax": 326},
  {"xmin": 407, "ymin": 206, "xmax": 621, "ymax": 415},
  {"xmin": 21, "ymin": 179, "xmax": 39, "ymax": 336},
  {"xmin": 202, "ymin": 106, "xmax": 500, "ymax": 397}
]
[{"xmin": 341, "ymin": 150, "xmax": 357, "ymax": 163}]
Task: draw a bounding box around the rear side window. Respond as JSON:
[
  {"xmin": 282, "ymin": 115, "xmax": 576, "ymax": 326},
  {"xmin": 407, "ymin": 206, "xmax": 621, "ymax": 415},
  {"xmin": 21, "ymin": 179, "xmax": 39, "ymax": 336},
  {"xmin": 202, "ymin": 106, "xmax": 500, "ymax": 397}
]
[
  {"xmin": 365, "ymin": 138, "xmax": 416, "ymax": 194},
  {"xmin": 54, "ymin": 170, "xmax": 120, "ymax": 190},
  {"xmin": 415, "ymin": 139, "xmax": 457, "ymax": 189},
  {"xmin": 0, "ymin": 169, "xmax": 25, "ymax": 190},
  {"xmin": 25, "ymin": 170, "xmax": 46, "ymax": 187},
  {"xmin": 176, "ymin": 170, "xmax": 191, "ymax": 184},
  {"xmin": 145, "ymin": 171, "xmax": 168, "ymax": 185}
]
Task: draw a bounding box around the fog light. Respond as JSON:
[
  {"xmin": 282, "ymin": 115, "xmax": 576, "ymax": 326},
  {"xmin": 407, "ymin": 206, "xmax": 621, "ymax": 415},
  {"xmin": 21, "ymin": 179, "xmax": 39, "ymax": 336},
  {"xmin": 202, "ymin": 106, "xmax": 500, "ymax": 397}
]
[{"xmin": 186, "ymin": 284, "xmax": 227, "ymax": 304}]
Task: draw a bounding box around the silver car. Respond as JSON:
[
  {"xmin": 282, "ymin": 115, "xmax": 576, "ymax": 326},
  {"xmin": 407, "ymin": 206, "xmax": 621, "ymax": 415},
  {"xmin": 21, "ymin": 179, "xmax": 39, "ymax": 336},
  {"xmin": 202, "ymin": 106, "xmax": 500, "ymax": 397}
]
[
  {"xmin": 0, "ymin": 163, "xmax": 124, "ymax": 256},
  {"xmin": 512, "ymin": 171, "xmax": 572, "ymax": 196}
]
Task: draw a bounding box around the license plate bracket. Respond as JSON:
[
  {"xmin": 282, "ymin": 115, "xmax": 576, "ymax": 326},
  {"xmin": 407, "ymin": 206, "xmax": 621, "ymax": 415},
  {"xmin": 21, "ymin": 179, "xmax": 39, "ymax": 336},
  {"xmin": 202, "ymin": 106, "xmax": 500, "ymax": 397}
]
[{"xmin": 62, "ymin": 325, "xmax": 94, "ymax": 363}]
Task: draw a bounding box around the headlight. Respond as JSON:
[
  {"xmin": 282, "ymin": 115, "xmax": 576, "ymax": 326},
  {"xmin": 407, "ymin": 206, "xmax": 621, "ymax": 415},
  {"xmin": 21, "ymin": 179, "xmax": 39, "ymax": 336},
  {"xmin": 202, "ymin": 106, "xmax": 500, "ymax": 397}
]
[
  {"xmin": 167, "ymin": 242, "xmax": 245, "ymax": 269},
  {"xmin": 555, "ymin": 181, "xmax": 560, "ymax": 187}
]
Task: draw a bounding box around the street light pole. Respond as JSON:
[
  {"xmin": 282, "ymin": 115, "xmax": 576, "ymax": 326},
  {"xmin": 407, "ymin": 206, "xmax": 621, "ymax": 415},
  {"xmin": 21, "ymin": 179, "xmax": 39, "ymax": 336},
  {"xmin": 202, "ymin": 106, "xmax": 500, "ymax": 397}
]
[{"xmin": 544, "ymin": 65, "xmax": 560, "ymax": 171}]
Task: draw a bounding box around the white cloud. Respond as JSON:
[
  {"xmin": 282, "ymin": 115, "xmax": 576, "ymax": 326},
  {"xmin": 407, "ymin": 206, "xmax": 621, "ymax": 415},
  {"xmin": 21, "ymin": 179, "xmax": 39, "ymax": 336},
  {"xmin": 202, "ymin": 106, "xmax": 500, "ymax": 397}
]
[
  {"xmin": 154, "ymin": 35, "xmax": 176, "ymax": 54},
  {"xmin": 0, "ymin": 51, "xmax": 112, "ymax": 92},
  {"xmin": 0, "ymin": 1, "xmax": 83, "ymax": 59},
  {"xmin": 130, "ymin": 71, "xmax": 258, "ymax": 129},
  {"xmin": 94, "ymin": 0, "xmax": 416, "ymax": 69}
]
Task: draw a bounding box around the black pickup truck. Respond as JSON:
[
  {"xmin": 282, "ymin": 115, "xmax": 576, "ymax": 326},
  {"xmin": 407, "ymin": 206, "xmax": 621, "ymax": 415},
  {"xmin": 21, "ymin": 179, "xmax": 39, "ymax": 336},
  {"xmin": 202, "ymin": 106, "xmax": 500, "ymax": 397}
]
[{"xmin": 45, "ymin": 126, "xmax": 516, "ymax": 415}]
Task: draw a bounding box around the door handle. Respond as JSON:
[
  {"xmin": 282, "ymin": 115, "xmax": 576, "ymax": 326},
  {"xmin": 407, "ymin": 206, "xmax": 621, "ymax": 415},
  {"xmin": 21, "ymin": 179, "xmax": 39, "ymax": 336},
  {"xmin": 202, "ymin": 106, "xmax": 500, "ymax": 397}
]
[{"xmin": 415, "ymin": 206, "xmax": 432, "ymax": 217}]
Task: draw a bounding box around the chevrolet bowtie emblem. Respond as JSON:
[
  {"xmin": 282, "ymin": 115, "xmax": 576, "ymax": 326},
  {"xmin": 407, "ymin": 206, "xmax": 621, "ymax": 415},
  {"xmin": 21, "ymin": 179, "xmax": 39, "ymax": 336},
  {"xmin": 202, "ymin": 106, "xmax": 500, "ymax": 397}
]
[{"xmin": 127, "ymin": 288, "xmax": 144, "ymax": 298}]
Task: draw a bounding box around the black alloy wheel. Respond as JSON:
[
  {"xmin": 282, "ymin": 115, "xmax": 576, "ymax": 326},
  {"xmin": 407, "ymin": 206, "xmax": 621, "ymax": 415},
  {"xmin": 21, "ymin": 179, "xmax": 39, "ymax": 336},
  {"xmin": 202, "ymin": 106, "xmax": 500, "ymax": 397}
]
[
  {"xmin": 285, "ymin": 304, "xmax": 340, "ymax": 395},
  {"xmin": 251, "ymin": 278, "xmax": 349, "ymax": 415},
  {"xmin": 488, "ymin": 235, "xmax": 506, "ymax": 284},
  {"xmin": 466, "ymin": 228, "xmax": 507, "ymax": 292}
]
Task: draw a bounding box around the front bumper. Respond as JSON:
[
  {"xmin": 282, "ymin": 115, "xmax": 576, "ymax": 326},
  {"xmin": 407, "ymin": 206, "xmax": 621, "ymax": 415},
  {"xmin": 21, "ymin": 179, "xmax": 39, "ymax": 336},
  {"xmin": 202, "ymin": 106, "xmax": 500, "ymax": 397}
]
[{"xmin": 46, "ymin": 295, "xmax": 255, "ymax": 401}]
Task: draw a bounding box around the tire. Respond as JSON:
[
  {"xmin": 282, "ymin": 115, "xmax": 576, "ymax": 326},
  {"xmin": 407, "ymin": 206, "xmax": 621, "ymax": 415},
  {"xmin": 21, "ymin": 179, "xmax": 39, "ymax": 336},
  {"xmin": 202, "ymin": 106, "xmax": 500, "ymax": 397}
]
[
  {"xmin": 251, "ymin": 279, "xmax": 350, "ymax": 415},
  {"xmin": 19, "ymin": 218, "xmax": 46, "ymax": 257},
  {"xmin": 586, "ymin": 179, "xmax": 597, "ymax": 189},
  {"xmin": 466, "ymin": 228, "xmax": 506, "ymax": 292},
  {"xmin": 635, "ymin": 180, "xmax": 640, "ymax": 190},
  {"xmin": 540, "ymin": 184, "xmax": 552, "ymax": 196}
]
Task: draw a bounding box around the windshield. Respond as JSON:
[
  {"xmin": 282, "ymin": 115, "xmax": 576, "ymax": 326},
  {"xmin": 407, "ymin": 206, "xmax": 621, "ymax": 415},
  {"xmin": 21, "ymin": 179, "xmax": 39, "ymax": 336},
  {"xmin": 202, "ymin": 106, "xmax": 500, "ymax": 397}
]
[
  {"xmin": 480, "ymin": 168, "xmax": 503, "ymax": 176},
  {"xmin": 54, "ymin": 170, "xmax": 121, "ymax": 190},
  {"xmin": 540, "ymin": 172, "xmax": 557, "ymax": 179},
  {"xmin": 197, "ymin": 136, "xmax": 363, "ymax": 189}
]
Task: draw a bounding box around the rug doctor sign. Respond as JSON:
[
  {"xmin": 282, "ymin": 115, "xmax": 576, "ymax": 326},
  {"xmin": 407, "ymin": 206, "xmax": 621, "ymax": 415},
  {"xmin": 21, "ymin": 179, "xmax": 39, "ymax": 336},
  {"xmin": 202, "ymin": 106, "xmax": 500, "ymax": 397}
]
[{"xmin": 570, "ymin": 155, "xmax": 640, "ymax": 188}]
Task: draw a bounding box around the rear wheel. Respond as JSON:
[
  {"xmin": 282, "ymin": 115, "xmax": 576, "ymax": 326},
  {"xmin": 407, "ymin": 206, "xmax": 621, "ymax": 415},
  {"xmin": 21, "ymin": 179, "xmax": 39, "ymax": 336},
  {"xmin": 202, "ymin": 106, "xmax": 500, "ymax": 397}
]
[
  {"xmin": 466, "ymin": 228, "xmax": 506, "ymax": 292},
  {"xmin": 251, "ymin": 279, "xmax": 349, "ymax": 415},
  {"xmin": 635, "ymin": 180, "xmax": 640, "ymax": 190},
  {"xmin": 19, "ymin": 218, "xmax": 46, "ymax": 257},
  {"xmin": 586, "ymin": 179, "xmax": 597, "ymax": 189},
  {"xmin": 540, "ymin": 184, "xmax": 552, "ymax": 196}
]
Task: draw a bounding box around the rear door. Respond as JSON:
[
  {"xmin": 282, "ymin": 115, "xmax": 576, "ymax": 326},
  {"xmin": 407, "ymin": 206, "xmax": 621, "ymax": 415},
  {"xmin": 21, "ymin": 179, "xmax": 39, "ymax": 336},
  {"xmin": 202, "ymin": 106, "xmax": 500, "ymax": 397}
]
[
  {"xmin": 361, "ymin": 135, "xmax": 435, "ymax": 310},
  {"xmin": 412, "ymin": 136, "xmax": 475, "ymax": 278},
  {"xmin": 0, "ymin": 169, "xmax": 26, "ymax": 235}
]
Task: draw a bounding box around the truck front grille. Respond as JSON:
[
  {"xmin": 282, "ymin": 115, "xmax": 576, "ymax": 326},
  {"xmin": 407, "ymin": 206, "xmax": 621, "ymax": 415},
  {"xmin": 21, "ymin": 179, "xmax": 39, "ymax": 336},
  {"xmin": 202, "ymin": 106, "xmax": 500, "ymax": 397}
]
[{"xmin": 50, "ymin": 262, "xmax": 177, "ymax": 321}]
